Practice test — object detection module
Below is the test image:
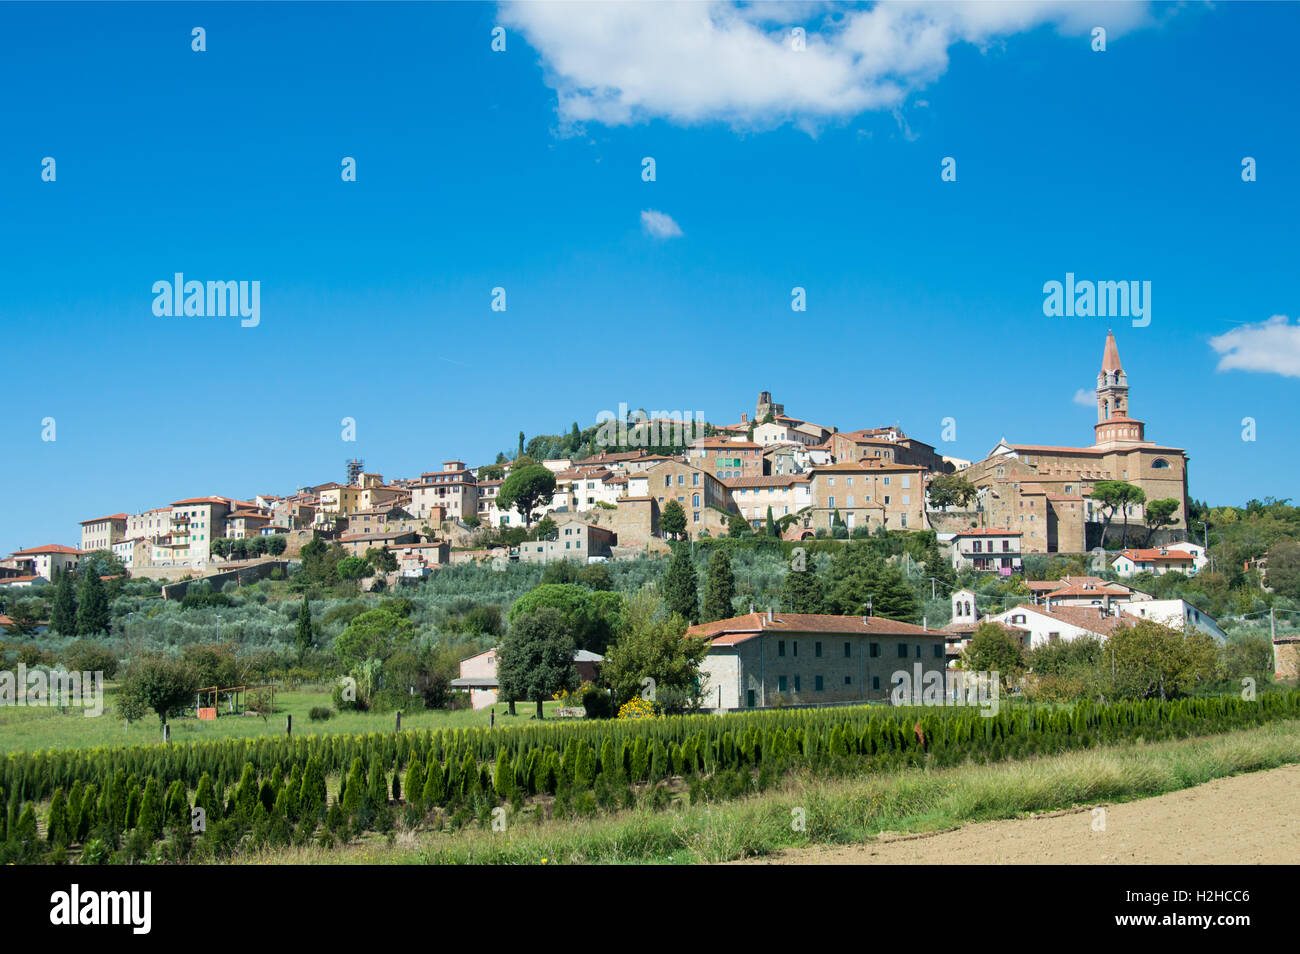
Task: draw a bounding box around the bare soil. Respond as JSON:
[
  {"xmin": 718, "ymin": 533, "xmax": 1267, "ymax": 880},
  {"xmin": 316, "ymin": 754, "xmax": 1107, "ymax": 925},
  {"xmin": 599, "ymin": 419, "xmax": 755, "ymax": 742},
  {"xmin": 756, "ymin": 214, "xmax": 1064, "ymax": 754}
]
[{"xmin": 738, "ymin": 762, "xmax": 1300, "ymax": 865}]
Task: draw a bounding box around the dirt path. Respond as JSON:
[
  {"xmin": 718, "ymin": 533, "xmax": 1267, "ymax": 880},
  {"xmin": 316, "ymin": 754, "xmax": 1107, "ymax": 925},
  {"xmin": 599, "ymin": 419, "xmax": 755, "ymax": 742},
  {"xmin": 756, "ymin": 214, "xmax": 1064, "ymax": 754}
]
[{"xmin": 739, "ymin": 762, "xmax": 1300, "ymax": 865}]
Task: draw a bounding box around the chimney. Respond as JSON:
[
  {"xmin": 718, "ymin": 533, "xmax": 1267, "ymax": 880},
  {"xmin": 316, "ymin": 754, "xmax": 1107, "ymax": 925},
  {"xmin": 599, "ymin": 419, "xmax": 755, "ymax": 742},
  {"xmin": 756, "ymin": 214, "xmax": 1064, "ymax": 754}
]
[
  {"xmin": 749, "ymin": 603, "xmax": 755, "ymax": 614},
  {"xmin": 923, "ymin": 617, "xmax": 928, "ymax": 631},
  {"xmin": 767, "ymin": 607, "xmax": 774, "ymax": 623}
]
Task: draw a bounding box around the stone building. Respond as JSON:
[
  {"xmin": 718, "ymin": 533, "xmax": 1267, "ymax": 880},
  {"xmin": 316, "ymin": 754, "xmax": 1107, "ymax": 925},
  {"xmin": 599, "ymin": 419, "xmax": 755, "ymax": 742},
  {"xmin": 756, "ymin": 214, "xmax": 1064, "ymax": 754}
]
[
  {"xmin": 961, "ymin": 332, "xmax": 1189, "ymax": 553},
  {"xmin": 689, "ymin": 611, "xmax": 947, "ymax": 710}
]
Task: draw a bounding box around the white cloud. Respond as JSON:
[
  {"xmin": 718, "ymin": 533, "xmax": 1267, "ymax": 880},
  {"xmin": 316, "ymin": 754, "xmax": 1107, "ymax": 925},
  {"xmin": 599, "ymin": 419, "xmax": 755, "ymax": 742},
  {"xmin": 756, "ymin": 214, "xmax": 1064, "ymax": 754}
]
[
  {"xmin": 1073, "ymin": 388, "xmax": 1094, "ymax": 407},
  {"xmin": 1209, "ymin": 315, "xmax": 1300, "ymax": 379},
  {"xmin": 499, "ymin": 1, "xmax": 1154, "ymax": 133},
  {"xmin": 640, "ymin": 209, "xmax": 684, "ymax": 239}
]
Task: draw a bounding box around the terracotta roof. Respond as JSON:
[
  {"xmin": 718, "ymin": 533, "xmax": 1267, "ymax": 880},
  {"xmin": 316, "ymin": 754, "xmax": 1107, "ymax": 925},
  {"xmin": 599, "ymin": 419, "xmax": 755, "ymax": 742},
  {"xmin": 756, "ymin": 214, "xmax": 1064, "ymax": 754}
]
[
  {"xmin": 813, "ymin": 461, "xmax": 923, "ymax": 474},
  {"xmin": 1116, "ymin": 548, "xmax": 1195, "ymax": 563},
  {"xmin": 575, "ymin": 451, "xmax": 644, "ymax": 464},
  {"xmin": 1009, "ymin": 444, "xmax": 1104, "ymax": 455},
  {"xmin": 1027, "ymin": 576, "xmax": 1110, "ymax": 592},
  {"xmin": 171, "ymin": 496, "xmax": 232, "ymax": 506},
  {"xmin": 0, "ymin": 575, "xmax": 44, "ymax": 585},
  {"xmin": 953, "ymin": 528, "xmax": 1022, "ymax": 537},
  {"xmin": 1102, "ymin": 330, "xmax": 1123, "ymax": 372},
  {"xmin": 723, "ymin": 475, "xmax": 798, "ymax": 489},
  {"xmin": 11, "ymin": 544, "xmax": 82, "ymax": 555},
  {"xmin": 1043, "ymin": 583, "xmax": 1129, "ymax": 598},
  {"xmin": 1001, "ymin": 604, "xmax": 1126, "ymax": 637},
  {"xmin": 687, "ymin": 612, "xmax": 936, "ymax": 645},
  {"xmin": 79, "ymin": 513, "xmax": 129, "ymax": 525}
]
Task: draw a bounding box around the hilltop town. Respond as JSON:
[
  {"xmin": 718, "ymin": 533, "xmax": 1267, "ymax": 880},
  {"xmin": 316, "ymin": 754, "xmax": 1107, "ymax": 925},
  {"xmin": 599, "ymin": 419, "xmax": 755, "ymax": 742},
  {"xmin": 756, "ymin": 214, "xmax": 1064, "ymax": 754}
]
[{"xmin": 1, "ymin": 332, "xmax": 1195, "ymax": 589}]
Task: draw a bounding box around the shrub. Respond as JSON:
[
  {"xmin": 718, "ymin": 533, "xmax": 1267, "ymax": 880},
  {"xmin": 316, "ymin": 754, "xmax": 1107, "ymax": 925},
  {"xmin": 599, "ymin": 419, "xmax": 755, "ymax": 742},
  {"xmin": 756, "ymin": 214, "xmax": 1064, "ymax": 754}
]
[
  {"xmin": 61, "ymin": 642, "xmax": 120, "ymax": 679},
  {"xmin": 368, "ymin": 688, "xmax": 407, "ymax": 714},
  {"xmin": 309, "ymin": 706, "xmax": 332, "ymax": 722}
]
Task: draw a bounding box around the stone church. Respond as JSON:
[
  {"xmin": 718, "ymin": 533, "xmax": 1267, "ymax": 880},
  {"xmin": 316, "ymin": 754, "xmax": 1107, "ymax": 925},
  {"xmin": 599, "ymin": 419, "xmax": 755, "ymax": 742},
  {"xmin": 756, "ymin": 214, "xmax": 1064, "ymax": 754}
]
[{"xmin": 961, "ymin": 331, "xmax": 1190, "ymax": 553}]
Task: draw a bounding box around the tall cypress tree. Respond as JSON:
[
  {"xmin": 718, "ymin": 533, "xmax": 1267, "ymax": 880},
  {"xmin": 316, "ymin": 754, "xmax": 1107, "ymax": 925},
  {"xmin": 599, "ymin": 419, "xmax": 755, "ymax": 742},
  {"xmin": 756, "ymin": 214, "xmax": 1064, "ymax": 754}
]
[
  {"xmin": 294, "ymin": 597, "xmax": 313, "ymax": 663},
  {"xmin": 75, "ymin": 569, "xmax": 110, "ymax": 636},
  {"xmin": 765, "ymin": 506, "xmax": 778, "ymax": 538},
  {"xmin": 51, "ymin": 571, "xmax": 77, "ymax": 636},
  {"xmin": 662, "ymin": 546, "xmax": 700, "ymax": 624},
  {"xmin": 701, "ymin": 550, "xmax": 736, "ymax": 623},
  {"xmin": 138, "ymin": 777, "xmax": 163, "ymax": 840}
]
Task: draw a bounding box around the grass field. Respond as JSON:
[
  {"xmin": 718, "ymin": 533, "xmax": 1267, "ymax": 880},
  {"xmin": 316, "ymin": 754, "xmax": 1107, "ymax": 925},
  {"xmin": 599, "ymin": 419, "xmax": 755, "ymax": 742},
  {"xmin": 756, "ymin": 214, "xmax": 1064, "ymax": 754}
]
[
  {"xmin": 0, "ymin": 683, "xmax": 564, "ymax": 752},
  {"xmin": 238, "ymin": 719, "xmax": 1300, "ymax": 865}
]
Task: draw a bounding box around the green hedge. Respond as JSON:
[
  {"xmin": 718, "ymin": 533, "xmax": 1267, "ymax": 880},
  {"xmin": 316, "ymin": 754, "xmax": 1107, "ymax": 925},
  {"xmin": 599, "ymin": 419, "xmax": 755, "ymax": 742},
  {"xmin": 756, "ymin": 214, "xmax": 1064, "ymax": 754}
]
[{"xmin": 4, "ymin": 690, "xmax": 1298, "ymax": 863}]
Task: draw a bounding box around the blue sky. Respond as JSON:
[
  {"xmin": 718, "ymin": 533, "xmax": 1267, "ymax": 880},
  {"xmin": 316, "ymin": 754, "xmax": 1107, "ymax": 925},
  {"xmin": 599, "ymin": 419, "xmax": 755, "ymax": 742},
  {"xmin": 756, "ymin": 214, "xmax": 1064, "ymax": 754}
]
[{"xmin": 2, "ymin": 1, "xmax": 1297, "ymax": 554}]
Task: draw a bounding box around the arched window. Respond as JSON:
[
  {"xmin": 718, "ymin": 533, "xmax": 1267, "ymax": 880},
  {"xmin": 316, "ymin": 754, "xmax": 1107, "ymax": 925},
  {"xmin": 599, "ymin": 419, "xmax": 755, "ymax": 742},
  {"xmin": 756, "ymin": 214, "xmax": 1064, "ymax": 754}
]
[{"xmin": 1152, "ymin": 458, "xmax": 1170, "ymax": 469}]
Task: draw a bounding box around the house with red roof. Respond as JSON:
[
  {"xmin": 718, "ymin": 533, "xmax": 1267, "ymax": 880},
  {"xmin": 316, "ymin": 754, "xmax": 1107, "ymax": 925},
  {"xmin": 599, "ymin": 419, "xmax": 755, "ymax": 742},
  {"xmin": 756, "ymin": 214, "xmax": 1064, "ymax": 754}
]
[
  {"xmin": 1111, "ymin": 547, "xmax": 1198, "ymax": 577},
  {"xmin": 2, "ymin": 544, "xmax": 83, "ymax": 580},
  {"xmin": 687, "ymin": 610, "xmax": 947, "ymax": 710}
]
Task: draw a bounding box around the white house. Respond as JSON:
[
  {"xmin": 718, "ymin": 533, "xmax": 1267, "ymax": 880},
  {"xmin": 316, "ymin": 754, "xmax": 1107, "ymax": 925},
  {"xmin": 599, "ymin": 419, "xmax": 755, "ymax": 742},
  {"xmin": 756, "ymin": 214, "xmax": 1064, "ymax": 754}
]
[
  {"xmin": 1115, "ymin": 598, "xmax": 1226, "ymax": 643},
  {"xmin": 1111, "ymin": 547, "xmax": 1197, "ymax": 577},
  {"xmin": 1161, "ymin": 541, "xmax": 1209, "ymax": 570},
  {"xmin": 985, "ymin": 603, "xmax": 1124, "ymax": 650}
]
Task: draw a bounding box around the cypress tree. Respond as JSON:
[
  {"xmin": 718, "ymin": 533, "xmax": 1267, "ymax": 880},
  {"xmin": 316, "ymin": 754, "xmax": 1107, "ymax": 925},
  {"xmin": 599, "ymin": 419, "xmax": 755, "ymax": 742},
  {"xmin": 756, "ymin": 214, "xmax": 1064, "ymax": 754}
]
[
  {"xmin": 631, "ymin": 738, "xmax": 649, "ymax": 781},
  {"xmin": 47, "ymin": 787, "xmax": 69, "ymax": 847},
  {"xmin": 493, "ymin": 749, "xmax": 514, "ymax": 801},
  {"xmin": 16, "ymin": 803, "xmax": 38, "ymax": 845},
  {"xmin": 573, "ymin": 743, "xmax": 594, "ymax": 790},
  {"xmin": 421, "ymin": 762, "xmax": 445, "ymax": 807},
  {"xmin": 124, "ymin": 787, "xmax": 141, "ymax": 832},
  {"xmin": 138, "ymin": 777, "xmax": 163, "ymax": 841},
  {"xmin": 50, "ymin": 571, "xmax": 77, "ymax": 636},
  {"xmin": 74, "ymin": 569, "xmax": 110, "ymax": 636},
  {"xmin": 662, "ymin": 546, "xmax": 700, "ymax": 623},
  {"xmin": 404, "ymin": 761, "xmax": 425, "ymax": 808},
  {"xmin": 194, "ymin": 773, "xmax": 218, "ymax": 824},
  {"xmin": 701, "ymin": 549, "xmax": 736, "ymax": 622},
  {"xmin": 234, "ymin": 763, "xmax": 258, "ymax": 818},
  {"xmin": 294, "ymin": 597, "xmax": 313, "ymax": 663},
  {"xmin": 164, "ymin": 780, "xmax": 188, "ymax": 830},
  {"xmin": 599, "ymin": 737, "xmax": 619, "ymax": 782},
  {"xmin": 366, "ymin": 758, "xmax": 387, "ymax": 809},
  {"xmin": 75, "ymin": 783, "xmax": 97, "ymax": 842},
  {"xmin": 342, "ymin": 758, "xmax": 365, "ymax": 819},
  {"xmin": 66, "ymin": 780, "xmax": 84, "ymax": 844}
]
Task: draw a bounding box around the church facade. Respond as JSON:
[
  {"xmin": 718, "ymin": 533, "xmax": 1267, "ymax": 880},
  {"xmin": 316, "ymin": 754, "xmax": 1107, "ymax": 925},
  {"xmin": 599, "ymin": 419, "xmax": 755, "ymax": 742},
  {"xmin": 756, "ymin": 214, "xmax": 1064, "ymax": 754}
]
[{"xmin": 961, "ymin": 332, "xmax": 1190, "ymax": 553}]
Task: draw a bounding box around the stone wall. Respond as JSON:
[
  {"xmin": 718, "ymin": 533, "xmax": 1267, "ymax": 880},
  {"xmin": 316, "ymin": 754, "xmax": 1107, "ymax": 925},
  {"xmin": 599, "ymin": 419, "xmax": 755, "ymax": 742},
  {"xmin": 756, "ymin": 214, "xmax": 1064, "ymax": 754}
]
[
  {"xmin": 160, "ymin": 560, "xmax": 291, "ymax": 600},
  {"xmin": 1274, "ymin": 639, "xmax": 1300, "ymax": 681}
]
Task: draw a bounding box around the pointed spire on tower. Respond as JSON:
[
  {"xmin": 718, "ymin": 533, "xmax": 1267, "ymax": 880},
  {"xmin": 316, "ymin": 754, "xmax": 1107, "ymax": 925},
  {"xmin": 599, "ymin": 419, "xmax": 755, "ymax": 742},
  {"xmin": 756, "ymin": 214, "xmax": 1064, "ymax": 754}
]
[{"xmin": 1102, "ymin": 329, "xmax": 1122, "ymax": 373}]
